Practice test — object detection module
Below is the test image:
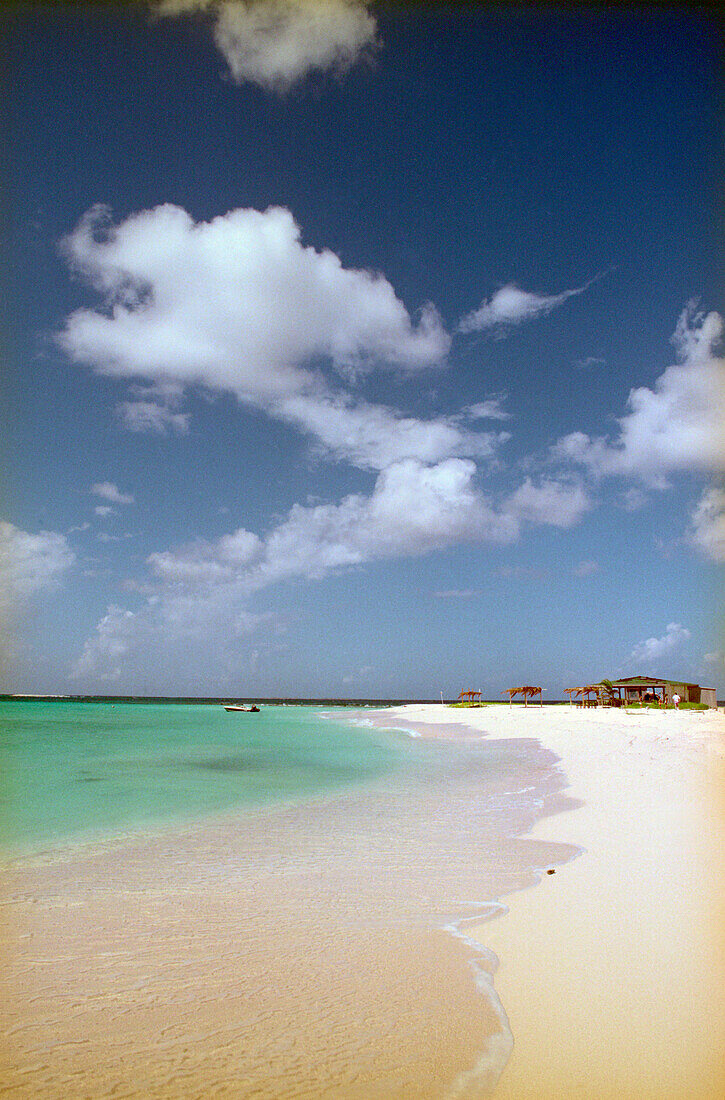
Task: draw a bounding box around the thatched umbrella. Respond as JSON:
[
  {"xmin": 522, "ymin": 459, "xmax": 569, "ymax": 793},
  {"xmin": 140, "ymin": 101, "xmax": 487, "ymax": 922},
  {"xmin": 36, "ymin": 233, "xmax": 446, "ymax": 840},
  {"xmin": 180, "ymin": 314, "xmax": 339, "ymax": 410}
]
[
  {"xmin": 503, "ymin": 685, "xmax": 543, "ymax": 707},
  {"xmin": 578, "ymin": 684, "xmax": 601, "ymax": 707},
  {"xmin": 564, "ymin": 687, "xmax": 579, "ymax": 706}
]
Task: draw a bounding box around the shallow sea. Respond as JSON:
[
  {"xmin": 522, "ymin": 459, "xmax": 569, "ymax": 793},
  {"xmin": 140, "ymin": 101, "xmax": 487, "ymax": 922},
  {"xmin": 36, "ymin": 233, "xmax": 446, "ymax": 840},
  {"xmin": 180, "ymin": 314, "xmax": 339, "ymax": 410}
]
[
  {"xmin": 0, "ymin": 701, "xmax": 406, "ymax": 853},
  {"xmin": 0, "ymin": 701, "xmax": 580, "ymax": 1097}
]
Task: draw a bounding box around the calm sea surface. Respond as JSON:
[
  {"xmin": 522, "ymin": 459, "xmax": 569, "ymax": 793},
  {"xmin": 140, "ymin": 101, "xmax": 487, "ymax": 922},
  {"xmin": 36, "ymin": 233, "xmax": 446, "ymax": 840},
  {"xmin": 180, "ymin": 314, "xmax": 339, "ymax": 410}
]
[{"xmin": 0, "ymin": 701, "xmax": 408, "ymax": 853}]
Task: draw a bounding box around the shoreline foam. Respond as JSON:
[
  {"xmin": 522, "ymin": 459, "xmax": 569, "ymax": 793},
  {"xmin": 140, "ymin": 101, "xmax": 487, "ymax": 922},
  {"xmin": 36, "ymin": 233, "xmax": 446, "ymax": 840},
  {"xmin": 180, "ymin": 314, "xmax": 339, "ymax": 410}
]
[
  {"xmin": 5, "ymin": 703, "xmax": 719, "ymax": 1097},
  {"xmin": 0, "ymin": 706, "xmax": 576, "ymax": 1098},
  {"xmin": 378, "ymin": 703, "xmax": 725, "ymax": 1099}
]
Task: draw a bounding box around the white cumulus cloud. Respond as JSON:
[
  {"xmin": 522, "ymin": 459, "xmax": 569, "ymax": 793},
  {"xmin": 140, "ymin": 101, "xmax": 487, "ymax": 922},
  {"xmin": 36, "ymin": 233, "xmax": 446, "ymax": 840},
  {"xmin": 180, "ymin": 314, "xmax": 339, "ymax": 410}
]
[
  {"xmin": 688, "ymin": 485, "xmax": 725, "ymax": 563},
  {"xmin": 73, "ymin": 461, "xmax": 594, "ymax": 682},
  {"xmin": 553, "ymin": 304, "xmax": 725, "ymax": 488},
  {"xmin": 71, "ymin": 591, "xmax": 272, "ymax": 684},
  {"xmin": 0, "ymin": 521, "xmax": 75, "ymax": 620},
  {"xmin": 631, "ymin": 622, "xmax": 691, "ymax": 666},
  {"xmin": 72, "ymin": 604, "xmax": 138, "ymax": 681},
  {"xmin": 149, "ymin": 457, "xmax": 518, "ymax": 593},
  {"xmin": 60, "ymin": 204, "xmax": 448, "ymax": 395},
  {"xmin": 504, "ymin": 477, "xmax": 591, "ymax": 528},
  {"xmin": 56, "ymin": 203, "xmax": 514, "ymax": 473},
  {"xmin": 155, "ymin": 0, "xmax": 378, "ymax": 91},
  {"xmin": 277, "ymin": 393, "xmax": 509, "ymax": 471}
]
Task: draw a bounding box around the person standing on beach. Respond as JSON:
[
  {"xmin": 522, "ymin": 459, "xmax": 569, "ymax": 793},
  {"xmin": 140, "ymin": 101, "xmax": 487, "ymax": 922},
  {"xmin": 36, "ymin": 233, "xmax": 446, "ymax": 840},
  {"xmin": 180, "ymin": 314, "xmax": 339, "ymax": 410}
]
[{"xmin": 673, "ymin": 692, "xmax": 681, "ymax": 709}]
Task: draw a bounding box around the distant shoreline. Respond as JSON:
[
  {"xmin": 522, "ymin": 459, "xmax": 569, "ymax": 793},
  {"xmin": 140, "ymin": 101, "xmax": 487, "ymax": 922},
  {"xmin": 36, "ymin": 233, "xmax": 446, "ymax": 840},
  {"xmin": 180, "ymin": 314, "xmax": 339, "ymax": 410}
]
[
  {"xmin": 1, "ymin": 694, "xmax": 441, "ymax": 706},
  {"xmin": 0, "ymin": 694, "xmax": 601, "ymax": 706},
  {"xmin": 3, "ymin": 694, "xmax": 722, "ymax": 709}
]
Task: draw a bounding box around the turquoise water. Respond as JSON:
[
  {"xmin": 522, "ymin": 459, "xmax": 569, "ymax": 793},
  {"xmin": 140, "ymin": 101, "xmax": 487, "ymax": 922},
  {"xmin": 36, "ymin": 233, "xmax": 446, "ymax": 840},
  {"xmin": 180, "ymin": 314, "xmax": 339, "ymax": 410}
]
[{"xmin": 0, "ymin": 702, "xmax": 405, "ymax": 853}]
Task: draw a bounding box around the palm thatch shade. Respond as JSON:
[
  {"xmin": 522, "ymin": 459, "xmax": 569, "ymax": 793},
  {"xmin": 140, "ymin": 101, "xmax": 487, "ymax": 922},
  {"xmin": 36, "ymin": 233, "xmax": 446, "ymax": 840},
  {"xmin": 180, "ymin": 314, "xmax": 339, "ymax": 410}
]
[
  {"xmin": 503, "ymin": 685, "xmax": 542, "ymax": 707},
  {"xmin": 564, "ymin": 683, "xmax": 620, "ymax": 707}
]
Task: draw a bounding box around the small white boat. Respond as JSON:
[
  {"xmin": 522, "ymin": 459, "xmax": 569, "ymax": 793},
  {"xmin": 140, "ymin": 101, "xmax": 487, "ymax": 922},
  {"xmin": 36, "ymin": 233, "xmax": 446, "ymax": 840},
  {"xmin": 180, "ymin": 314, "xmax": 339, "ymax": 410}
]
[{"xmin": 223, "ymin": 704, "xmax": 260, "ymax": 713}]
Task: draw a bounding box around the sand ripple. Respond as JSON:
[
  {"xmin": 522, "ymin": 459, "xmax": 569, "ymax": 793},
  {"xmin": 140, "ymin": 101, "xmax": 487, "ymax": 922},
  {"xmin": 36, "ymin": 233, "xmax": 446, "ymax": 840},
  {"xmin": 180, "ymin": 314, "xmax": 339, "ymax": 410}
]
[{"xmin": 1, "ymin": 724, "xmax": 577, "ymax": 1097}]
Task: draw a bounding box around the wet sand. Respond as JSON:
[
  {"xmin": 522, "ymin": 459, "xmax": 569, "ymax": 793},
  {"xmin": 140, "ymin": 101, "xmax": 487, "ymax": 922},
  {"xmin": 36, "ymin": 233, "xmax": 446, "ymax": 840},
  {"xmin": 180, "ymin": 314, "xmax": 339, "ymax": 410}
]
[
  {"xmin": 0, "ymin": 724, "xmax": 573, "ymax": 1098},
  {"xmin": 0, "ymin": 894, "xmax": 494, "ymax": 1099},
  {"xmin": 3, "ymin": 704, "xmax": 721, "ymax": 1098},
  {"xmin": 385, "ymin": 704, "xmax": 725, "ymax": 1100}
]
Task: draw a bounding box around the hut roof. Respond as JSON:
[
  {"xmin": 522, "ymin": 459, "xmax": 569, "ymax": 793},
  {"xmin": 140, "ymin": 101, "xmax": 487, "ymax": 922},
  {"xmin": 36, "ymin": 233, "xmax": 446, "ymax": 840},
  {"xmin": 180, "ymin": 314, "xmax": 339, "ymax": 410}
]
[{"xmin": 610, "ymin": 675, "xmax": 698, "ymax": 689}]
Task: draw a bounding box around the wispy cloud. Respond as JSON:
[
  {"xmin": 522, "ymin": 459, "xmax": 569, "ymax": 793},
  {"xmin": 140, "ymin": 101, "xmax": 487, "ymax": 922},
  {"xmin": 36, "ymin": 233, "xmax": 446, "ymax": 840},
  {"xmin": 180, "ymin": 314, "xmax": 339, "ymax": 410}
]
[
  {"xmin": 574, "ymin": 355, "xmax": 606, "ymax": 369},
  {"xmin": 342, "ymin": 664, "xmax": 373, "ymax": 684},
  {"xmin": 91, "ymin": 481, "xmax": 135, "ymax": 505},
  {"xmin": 97, "ymin": 532, "xmax": 134, "ymax": 544},
  {"xmin": 620, "ymin": 488, "xmax": 649, "ymax": 513},
  {"xmin": 573, "ymin": 559, "xmax": 599, "ymax": 577},
  {"xmin": 456, "ymin": 275, "xmax": 600, "ymax": 335},
  {"xmin": 154, "ymin": 0, "xmax": 379, "ymax": 92},
  {"xmin": 434, "ymin": 588, "xmax": 481, "ymax": 599},
  {"xmin": 116, "ymin": 399, "xmax": 190, "ymax": 435},
  {"xmin": 463, "ymin": 397, "xmax": 511, "ymax": 421},
  {"xmin": 148, "ymin": 458, "xmax": 519, "ymax": 591},
  {"xmin": 631, "ymin": 622, "xmax": 691, "ymax": 666},
  {"xmin": 688, "ymin": 485, "xmax": 725, "ymax": 562},
  {"xmin": 277, "ymin": 393, "xmax": 508, "ymax": 471},
  {"xmin": 72, "ymin": 604, "xmax": 138, "ymax": 682}
]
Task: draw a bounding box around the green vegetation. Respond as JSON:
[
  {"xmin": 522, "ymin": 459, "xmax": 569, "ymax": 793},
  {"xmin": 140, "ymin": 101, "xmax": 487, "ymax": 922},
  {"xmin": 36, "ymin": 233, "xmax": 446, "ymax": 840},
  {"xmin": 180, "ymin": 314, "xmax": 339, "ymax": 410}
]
[
  {"xmin": 625, "ymin": 702, "xmax": 662, "ymax": 709},
  {"xmin": 625, "ymin": 701, "xmax": 709, "ymax": 710}
]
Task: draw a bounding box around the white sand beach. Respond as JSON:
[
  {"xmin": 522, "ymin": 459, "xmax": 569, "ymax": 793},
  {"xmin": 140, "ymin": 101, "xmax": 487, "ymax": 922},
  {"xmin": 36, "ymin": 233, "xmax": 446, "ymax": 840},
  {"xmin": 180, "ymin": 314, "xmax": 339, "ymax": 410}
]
[
  {"xmin": 1, "ymin": 702, "xmax": 723, "ymax": 1098},
  {"xmin": 383, "ymin": 703, "xmax": 725, "ymax": 1099}
]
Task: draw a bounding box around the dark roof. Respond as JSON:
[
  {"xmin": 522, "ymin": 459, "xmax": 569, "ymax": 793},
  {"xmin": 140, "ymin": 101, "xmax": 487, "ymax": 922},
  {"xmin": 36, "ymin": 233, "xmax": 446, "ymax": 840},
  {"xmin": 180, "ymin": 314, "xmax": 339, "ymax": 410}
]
[{"xmin": 610, "ymin": 675, "xmax": 698, "ymax": 688}]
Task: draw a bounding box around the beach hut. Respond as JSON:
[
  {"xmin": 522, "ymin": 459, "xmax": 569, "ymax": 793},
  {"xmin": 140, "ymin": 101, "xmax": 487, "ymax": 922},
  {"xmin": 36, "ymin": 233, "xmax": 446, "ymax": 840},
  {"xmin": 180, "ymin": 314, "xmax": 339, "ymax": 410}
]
[
  {"xmin": 459, "ymin": 689, "xmax": 482, "ymax": 706},
  {"xmin": 504, "ymin": 685, "xmax": 542, "ymax": 707},
  {"xmin": 565, "ymin": 676, "xmax": 717, "ymax": 708},
  {"xmin": 609, "ymin": 676, "xmax": 716, "ymax": 707}
]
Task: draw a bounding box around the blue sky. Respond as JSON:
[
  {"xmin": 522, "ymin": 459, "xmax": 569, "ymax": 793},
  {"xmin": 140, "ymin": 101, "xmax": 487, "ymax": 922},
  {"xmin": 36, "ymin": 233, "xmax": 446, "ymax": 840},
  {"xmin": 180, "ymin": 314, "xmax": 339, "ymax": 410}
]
[{"xmin": 2, "ymin": 1, "xmax": 723, "ymax": 698}]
